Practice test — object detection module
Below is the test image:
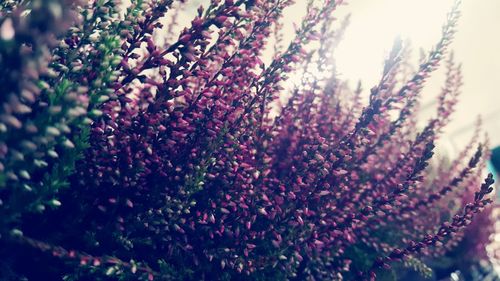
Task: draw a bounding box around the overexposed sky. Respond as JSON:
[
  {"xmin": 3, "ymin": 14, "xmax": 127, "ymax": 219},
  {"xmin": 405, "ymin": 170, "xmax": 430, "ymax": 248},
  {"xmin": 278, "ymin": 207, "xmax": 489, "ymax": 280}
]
[
  {"xmin": 284, "ymin": 0, "xmax": 500, "ymax": 150},
  {"xmin": 341, "ymin": 0, "xmax": 500, "ymax": 150}
]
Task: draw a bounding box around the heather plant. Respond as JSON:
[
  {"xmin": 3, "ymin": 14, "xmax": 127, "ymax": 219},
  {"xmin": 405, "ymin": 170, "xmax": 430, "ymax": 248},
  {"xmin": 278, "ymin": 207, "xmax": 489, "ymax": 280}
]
[
  {"xmin": 0, "ymin": 0, "xmax": 89, "ymax": 240},
  {"xmin": 0, "ymin": 0, "xmax": 497, "ymax": 280}
]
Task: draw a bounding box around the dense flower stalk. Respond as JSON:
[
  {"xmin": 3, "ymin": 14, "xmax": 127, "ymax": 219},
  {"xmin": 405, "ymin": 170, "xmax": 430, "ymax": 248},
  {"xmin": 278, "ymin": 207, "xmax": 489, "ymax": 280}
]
[{"xmin": 0, "ymin": 0, "xmax": 496, "ymax": 280}]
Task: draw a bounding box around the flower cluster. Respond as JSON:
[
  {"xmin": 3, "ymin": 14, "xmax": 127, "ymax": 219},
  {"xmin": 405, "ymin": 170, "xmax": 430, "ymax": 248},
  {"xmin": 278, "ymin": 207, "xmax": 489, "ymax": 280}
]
[{"xmin": 0, "ymin": 0, "xmax": 496, "ymax": 280}]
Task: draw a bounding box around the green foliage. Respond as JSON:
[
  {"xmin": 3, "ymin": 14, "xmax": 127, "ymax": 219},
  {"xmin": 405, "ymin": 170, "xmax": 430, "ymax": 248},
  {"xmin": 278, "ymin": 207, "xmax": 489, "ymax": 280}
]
[{"xmin": 403, "ymin": 256, "xmax": 433, "ymax": 279}]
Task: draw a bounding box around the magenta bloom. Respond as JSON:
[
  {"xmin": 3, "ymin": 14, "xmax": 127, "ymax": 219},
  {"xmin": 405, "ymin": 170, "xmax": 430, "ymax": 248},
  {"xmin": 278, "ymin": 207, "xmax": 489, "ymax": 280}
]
[{"xmin": 0, "ymin": 0, "xmax": 496, "ymax": 280}]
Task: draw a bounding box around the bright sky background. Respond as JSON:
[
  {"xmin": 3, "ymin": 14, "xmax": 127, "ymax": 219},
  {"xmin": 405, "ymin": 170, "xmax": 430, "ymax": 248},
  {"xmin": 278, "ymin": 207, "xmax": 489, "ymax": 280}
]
[{"xmin": 180, "ymin": 0, "xmax": 500, "ymax": 152}]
